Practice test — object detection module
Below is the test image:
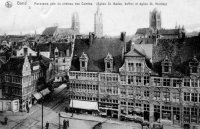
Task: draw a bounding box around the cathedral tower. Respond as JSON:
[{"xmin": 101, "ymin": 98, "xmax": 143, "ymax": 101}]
[
  {"xmin": 149, "ymin": 8, "xmax": 161, "ymax": 31},
  {"xmin": 71, "ymin": 12, "xmax": 80, "ymax": 33},
  {"xmin": 94, "ymin": 6, "xmax": 103, "ymax": 38}
]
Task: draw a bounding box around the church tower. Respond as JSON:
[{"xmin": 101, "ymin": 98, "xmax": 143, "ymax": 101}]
[
  {"xmin": 71, "ymin": 12, "xmax": 80, "ymax": 33},
  {"xmin": 94, "ymin": 6, "xmax": 103, "ymax": 38},
  {"xmin": 149, "ymin": 8, "xmax": 161, "ymax": 31}
]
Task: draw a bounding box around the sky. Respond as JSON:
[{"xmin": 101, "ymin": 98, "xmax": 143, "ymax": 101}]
[{"xmin": 0, "ymin": 0, "xmax": 200, "ymax": 36}]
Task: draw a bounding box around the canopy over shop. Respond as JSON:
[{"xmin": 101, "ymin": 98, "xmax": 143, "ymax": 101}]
[{"xmin": 69, "ymin": 100, "xmax": 99, "ymax": 114}]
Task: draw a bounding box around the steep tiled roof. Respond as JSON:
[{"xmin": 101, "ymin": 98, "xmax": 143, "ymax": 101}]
[
  {"xmin": 1, "ymin": 56, "xmax": 25, "ymax": 75},
  {"xmin": 136, "ymin": 28, "xmax": 152, "ymax": 35},
  {"xmin": 70, "ymin": 38, "xmax": 124, "ymax": 72},
  {"xmin": 125, "ymin": 48, "xmax": 145, "ymax": 57},
  {"xmin": 56, "ymin": 28, "xmax": 79, "ymax": 36},
  {"xmin": 158, "ymin": 29, "xmax": 180, "ymax": 35},
  {"xmin": 0, "ymin": 55, "xmax": 51, "ymax": 75},
  {"xmin": 134, "ymin": 44, "xmax": 153, "ymax": 59},
  {"xmin": 42, "ymin": 27, "xmax": 57, "ymax": 36},
  {"xmin": 36, "ymin": 42, "xmax": 72, "ymax": 58}
]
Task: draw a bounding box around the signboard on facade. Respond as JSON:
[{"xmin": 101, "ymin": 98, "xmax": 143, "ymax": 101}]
[
  {"xmin": 0, "ymin": 99, "xmax": 19, "ymax": 112},
  {"xmin": 33, "ymin": 65, "xmax": 39, "ymax": 70}
]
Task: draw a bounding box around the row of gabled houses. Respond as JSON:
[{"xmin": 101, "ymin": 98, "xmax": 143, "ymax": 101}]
[
  {"xmin": 65, "ymin": 9, "xmax": 200, "ymax": 129},
  {"xmin": 0, "ymin": 35, "xmax": 75, "ymax": 112},
  {"xmin": 0, "ymin": 7, "xmax": 200, "ymax": 129}
]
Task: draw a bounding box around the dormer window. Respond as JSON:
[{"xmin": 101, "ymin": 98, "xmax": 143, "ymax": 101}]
[
  {"xmin": 79, "ymin": 52, "xmax": 88, "ymax": 72},
  {"xmin": 107, "ymin": 62, "xmax": 111, "ymax": 69},
  {"xmin": 164, "ymin": 65, "xmax": 169, "ymax": 72},
  {"xmin": 82, "ymin": 61, "xmax": 85, "ymax": 67},
  {"xmin": 189, "ymin": 56, "xmax": 199, "ymax": 75},
  {"xmin": 54, "ymin": 47, "xmax": 59, "ymax": 57},
  {"xmin": 161, "ymin": 56, "xmax": 172, "ymax": 76},
  {"xmin": 104, "ymin": 53, "xmax": 113, "ymax": 72}
]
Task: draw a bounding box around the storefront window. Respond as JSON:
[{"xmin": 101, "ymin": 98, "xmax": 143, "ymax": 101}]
[
  {"xmin": 121, "ymin": 106, "xmax": 126, "ymax": 115},
  {"xmin": 162, "ymin": 106, "xmax": 171, "ymax": 120},
  {"xmin": 173, "ymin": 107, "xmax": 180, "ymax": 123},
  {"xmin": 154, "ymin": 105, "xmax": 160, "ymax": 122},
  {"xmin": 184, "ymin": 107, "xmax": 190, "ymax": 123},
  {"xmin": 191, "ymin": 108, "xmax": 197, "ymax": 123}
]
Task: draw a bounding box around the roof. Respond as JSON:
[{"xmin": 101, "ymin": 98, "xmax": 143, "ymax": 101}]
[
  {"xmin": 125, "ymin": 47, "xmax": 145, "ymax": 57},
  {"xmin": 0, "ymin": 55, "xmax": 51, "ymax": 75},
  {"xmin": 70, "ymin": 38, "xmax": 124, "ymax": 72},
  {"xmin": 36, "ymin": 42, "xmax": 72, "ymax": 58},
  {"xmin": 135, "ymin": 38, "xmax": 154, "ymax": 44},
  {"xmin": 158, "ymin": 29, "xmax": 180, "ymax": 36},
  {"xmin": 1, "ymin": 56, "xmax": 25, "ymax": 75},
  {"xmin": 55, "ymin": 28, "xmax": 79, "ymax": 36},
  {"xmin": 70, "ymin": 99, "xmax": 98, "ymax": 110},
  {"xmin": 42, "ymin": 27, "xmax": 57, "ymax": 36},
  {"xmin": 134, "ymin": 44, "xmax": 153, "ymax": 59},
  {"xmin": 135, "ymin": 28, "xmax": 152, "ymax": 35},
  {"xmin": 152, "ymin": 36, "xmax": 200, "ymax": 76}
]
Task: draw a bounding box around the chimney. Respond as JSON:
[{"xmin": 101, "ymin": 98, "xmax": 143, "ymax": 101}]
[
  {"xmin": 120, "ymin": 32, "xmax": 126, "ymax": 53},
  {"xmin": 89, "ymin": 32, "xmax": 94, "ymax": 46}
]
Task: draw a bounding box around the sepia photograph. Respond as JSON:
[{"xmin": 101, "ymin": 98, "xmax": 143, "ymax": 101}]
[{"xmin": 0, "ymin": 0, "xmax": 200, "ymax": 129}]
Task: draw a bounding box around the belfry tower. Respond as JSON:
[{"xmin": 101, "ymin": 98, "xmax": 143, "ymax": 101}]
[
  {"xmin": 149, "ymin": 8, "xmax": 161, "ymax": 31},
  {"xmin": 94, "ymin": 6, "xmax": 103, "ymax": 38},
  {"xmin": 71, "ymin": 12, "xmax": 80, "ymax": 33}
]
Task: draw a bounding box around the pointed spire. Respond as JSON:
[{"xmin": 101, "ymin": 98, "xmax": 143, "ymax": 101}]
[
  {"xmin": 131, "ymin": 41, "xmax": 135, "ymax": 50},
  {"xmin": 175, "ymin": 22, "xmax": 178, "ymax": 29}
]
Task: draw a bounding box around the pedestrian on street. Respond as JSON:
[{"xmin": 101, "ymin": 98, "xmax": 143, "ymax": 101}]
[
  {"xmin": 4, "ymin": 116, "xmax": 8, "ymax": 125},
  {"xmin": 27, "ymin": 106, "xmax": 29, "ymax": 113},
  {"xmin": 63, "ymin": 119, "xmax": 67, "ymax": 129},
  {"xmin": 45, "ymin": 121, "xmax": 49, "ymax": 129},
  {"xmin": 67, "ymin": 120, "xmax": 69, "ymax": 127}
]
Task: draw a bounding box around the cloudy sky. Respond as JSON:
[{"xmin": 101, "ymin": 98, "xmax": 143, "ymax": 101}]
[{"xmin": 0, "ymin": 0, "xmax": 200, "ymax": 35}]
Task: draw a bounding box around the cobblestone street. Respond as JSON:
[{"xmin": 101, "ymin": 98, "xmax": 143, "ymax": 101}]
[{"xmin": 0, "ymin": 85, "xmax": 141, "ymax": 129}]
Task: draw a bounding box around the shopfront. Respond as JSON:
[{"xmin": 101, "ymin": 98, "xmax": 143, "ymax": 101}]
[{"xmin": 69, "ymin": 99, "xmax": 99, "ymax": 115}]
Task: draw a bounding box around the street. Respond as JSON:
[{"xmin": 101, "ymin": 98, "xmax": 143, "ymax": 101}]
[{"xmin": 0, "ymin": 84, "xmax": 141, "ymax": 129}]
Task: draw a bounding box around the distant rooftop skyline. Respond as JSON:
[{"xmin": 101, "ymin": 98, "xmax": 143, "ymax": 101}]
[{"xmin": 0, "ymin": 0, "xmax": 200, "ymax": 35}]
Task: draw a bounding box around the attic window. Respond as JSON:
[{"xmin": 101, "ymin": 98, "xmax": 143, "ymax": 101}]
[
  {"xmin": 55, "ymin": 52, "xmax": 58, "ymax": 56},
  {"xmin": 107, "ymin": 62, "xmax": 111, "ymax": 69},
  {"xmin": 82, "ymin": 61, "xmax": 85, "ymax": 67},
  {"xmin": 164, "ymin": 66, "xmax": 169, "ymax": 73},
  {"xmin": 24, "ymin": 48, "xmax": 28, "ymax": 55},
  {"xmin": 192, "ymin": 67, "xmax": 197, "ymax": 73}
]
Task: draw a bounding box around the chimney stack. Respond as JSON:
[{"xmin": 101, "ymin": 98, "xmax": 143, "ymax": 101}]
[
  {"xmin": 89, "ymin": 32, "xmax": 94, "ymax": 46},
  {"xmin": 120, "ymin": 32, "xmax": 126, "ymax": 53}
]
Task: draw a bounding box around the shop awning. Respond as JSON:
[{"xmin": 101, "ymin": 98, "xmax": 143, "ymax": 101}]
[
  {"xmin": 33, "ymin": 92, "xmax": 43, "ymax": 100},
  {"xmin": 69, "ymin": 100, "xmax": 99, "ymax": 111},
  {"xmin": 134, "ymin": 107, "xmax": 143, "ymax": 113},
  {"xmin": 40, "ymin": 88, "xmax": 51, "ymax": 96}
]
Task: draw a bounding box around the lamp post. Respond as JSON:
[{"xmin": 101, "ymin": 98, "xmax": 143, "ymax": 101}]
[
  {"xmin": 40, "ymin": 92, "xmax": 44, "ymax": 129},
  {"xmin": 58, "ymin": 112, "xmax": 61, "ymax": 129}
]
